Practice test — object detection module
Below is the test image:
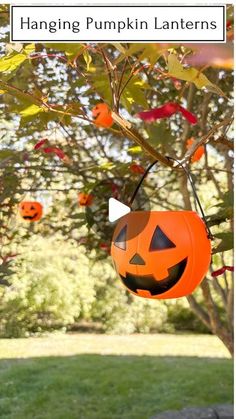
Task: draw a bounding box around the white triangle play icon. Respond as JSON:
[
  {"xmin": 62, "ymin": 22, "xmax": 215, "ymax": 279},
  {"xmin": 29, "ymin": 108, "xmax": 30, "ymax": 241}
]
[{"xmin": 108, "ymin": 198, "xmax": 131, "ymax": 222}]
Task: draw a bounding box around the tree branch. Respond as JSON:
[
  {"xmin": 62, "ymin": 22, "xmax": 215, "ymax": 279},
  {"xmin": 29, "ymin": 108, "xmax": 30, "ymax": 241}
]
[
  {"xmin": 111, "ymin": 112, "xmax": 174, "ymax": 167},
  {"xmin": 180, "ymin": 117, "xmax": 233, "ymax": 164}
]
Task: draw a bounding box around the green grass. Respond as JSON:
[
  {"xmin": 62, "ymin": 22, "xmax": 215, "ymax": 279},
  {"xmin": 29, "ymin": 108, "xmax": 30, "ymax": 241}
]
[{"xmin": 0, "ymin": 334, "xmax": 233, "ymax": 419}]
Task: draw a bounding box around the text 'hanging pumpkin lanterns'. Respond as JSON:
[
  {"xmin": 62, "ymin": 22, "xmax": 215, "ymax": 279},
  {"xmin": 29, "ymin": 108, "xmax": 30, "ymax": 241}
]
[
  {"xmin": 19, "ymin": 201, "xmax": 43, "ymax": 222},
  {"xmin": 111, "ymin": 159, "xmax": 212, "ymax": 300},
  {"xmin": 92, "ymin": 103, "xmax": 114, "ymax": 128}
]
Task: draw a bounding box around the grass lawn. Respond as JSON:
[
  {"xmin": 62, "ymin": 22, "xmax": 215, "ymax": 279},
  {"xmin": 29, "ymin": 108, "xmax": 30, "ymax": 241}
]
[{"xmin": 0, "ymin": 333, "xmax": 233, "ymax": 419}]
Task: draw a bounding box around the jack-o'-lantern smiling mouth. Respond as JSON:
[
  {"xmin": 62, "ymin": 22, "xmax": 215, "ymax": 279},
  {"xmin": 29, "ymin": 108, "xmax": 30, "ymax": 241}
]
[
  {"xmin": 119, "ymin": 257, "xmax": 188, "ymax": 296},
  {"xmin": 92, "ymin": 112, "xmax": 102, "ymax": 121},
  {"xmin": 22, "ymin": 213, "xmax": 38, "ymax": 220}
]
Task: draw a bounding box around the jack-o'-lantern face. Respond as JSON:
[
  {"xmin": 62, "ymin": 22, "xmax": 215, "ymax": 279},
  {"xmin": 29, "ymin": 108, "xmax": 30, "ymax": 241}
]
[
  {"xmin": 92, "ymin": 103, "xmax": 113, "ymax": 128},
  {"xmin": 19, "ymin": 201, "xmax": 43, "ymax": 222},
  {"xmin": 111, "ymin": 211, "xmax": 211, "ymax": 299}
]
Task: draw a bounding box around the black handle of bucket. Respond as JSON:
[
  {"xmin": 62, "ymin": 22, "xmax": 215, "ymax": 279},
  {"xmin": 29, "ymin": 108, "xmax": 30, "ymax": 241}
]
[{"xmin": 128, "ymin": 157, "xmax": 214, "ymax": 240}]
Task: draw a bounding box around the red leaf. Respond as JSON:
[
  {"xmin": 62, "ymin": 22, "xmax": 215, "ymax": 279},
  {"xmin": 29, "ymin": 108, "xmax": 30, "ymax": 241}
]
[
  {"xmin": 137, "ymin": 102, "xmax": 178, "ymax": 122},
  {"xmin": 78, "ymin": 237, "xmax": 88, "ymax": 244},
  {"xmin": 225, "ymin": 266, "xmax": 234, "ymax": 272},
  {"xmin": 130, "ymin": 163, "xmax": 145, "ymax": 174},
  {"xmin": 211, "ymin": 265, "xmax": 234, "ymax": 277},
  {"xmin": 110, "ymin": 182, "xmax": 120, "ymax": 199},
  {"xmin": 137, "ymin": 102, "xmax": 197, "ymax": 125},
  {"xmin": 100, "ymin": 242, "xmax": 110, "ymax": 254},
  {"xmin": 34, "ymin": 138, "xmax": 48, "ymax": 150},
  {"xmin": 177, "ymin": 105, "xmax": 197, "ymax": 125},
  {"xmin": 171, "ymin": 77, "xmax": 182, "ymax": 90},
  {"xmin": 43, "ymin": 147, "xmax": 65, "ymax": 160}
]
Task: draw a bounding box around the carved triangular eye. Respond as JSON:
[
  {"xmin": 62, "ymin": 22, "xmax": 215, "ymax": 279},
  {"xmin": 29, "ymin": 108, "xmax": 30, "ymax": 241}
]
[
  {"xmin": 114, "ymin": 225, "xmax": 127, "ymax": 250},
  {"xmin": 149, "ymin": 226, "xmax": 176, "ymax": 251},
  {"xmin": 30, "ymin": 206, "xmax": 35, "ymax": 210}
]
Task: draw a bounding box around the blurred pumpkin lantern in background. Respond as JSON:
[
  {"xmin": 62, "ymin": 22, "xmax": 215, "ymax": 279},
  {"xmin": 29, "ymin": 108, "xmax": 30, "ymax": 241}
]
[
  {"xmin": 78, "ymin": 193, "xmax": 94, "ymax": 207},
  {"xmin": 19, "ymin": 201, "xmax": 43, "ymax": 222},
  {"xmin": 186, "ymin": 138, "xmax": 205, "ymax": 163},
  {"xmin": 92, "ymin": 103, "xmax": 114, "ymax": 128}
]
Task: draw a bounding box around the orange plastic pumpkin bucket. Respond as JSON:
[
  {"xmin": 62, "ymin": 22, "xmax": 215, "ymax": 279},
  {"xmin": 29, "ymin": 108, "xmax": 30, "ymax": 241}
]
[
  {"xmin": 19, "ymin": 201, "xmax": 43, "ymax": 222},
  {"xmin": 111, "ymin": 159, "xmax": 212, "ymax": 299}
]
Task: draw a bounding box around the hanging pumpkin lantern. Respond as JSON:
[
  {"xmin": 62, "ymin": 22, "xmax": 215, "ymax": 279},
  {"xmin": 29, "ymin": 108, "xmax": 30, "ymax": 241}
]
[
  {"xmin": 19, "ymin": 201, "xmax": 43, "ymax": 222},
  {"xmin": 78, "ymin": 193, "xmax": 93, "ymax": 207},
  {"xmin": 111, "ymin": 159, "xmax": 212, "ymax": 299},
  {"xmin": 92, "ymin": 103, "xmax": 113, "ymax": 128}
]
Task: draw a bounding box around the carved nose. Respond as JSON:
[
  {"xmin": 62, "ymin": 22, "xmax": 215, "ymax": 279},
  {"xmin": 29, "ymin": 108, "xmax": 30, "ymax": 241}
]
[{"xmin": 129, "ymin": 253, "xmax": 146, "ymax": 265}]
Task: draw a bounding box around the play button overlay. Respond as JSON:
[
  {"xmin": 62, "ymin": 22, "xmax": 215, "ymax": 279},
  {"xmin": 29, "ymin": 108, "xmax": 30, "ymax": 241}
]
[
  {"xmin": 109, "ymin": 198, "xmax": 131, "ymax": 222},
  {"xmin": 83, "ymin": 177, "xmax": 150, "ymax": 243}
]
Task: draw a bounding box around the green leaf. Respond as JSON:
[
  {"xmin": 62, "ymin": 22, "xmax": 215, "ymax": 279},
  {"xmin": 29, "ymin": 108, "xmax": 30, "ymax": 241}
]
[
  {"xmin": 215, "ymin": 190, "xmax": 233, "ymax": 209},
  {"xmin": 99, "ymin": 162, "xmax": 115, "ymax": 170},
  {"xmin": 111, "ymin": 43, "xmax": 127, "ymax": 54},
  {"xmin": 138, "ymin": 44, "xmax": 162, "ymax": 66},
  {"xmin": 146, "ymin": 121, "xmax": 175, "ymax": 147},
  {"xmin": 0, "ymin": 80, "xmax": 42, "ymax": 106},
  {"xmin": 207, "ymin": 207, "xmax": 233, "ymax": 227},
  {"xmin": 120, "ymin": 75, "xmax": 149, "ymax": 112},
  {"xmin": 70, "ymin": 213, "xmax": 87, "ymax": 220},
  {"xmin": 208, "ymin": 191, "xmax": 233, "ymax": 227},
  {"xmin": 0, "ymin": 149, "xmax": 16, "ymax": 161},
  {"xmin": 115, "ymin": 43, "xmax": 161, "ymax": 66},
  {"xmin": 213, "ymin": 232, "xmax": 233, "ymax": 253},
  {"xmin": 90, "ymin": 76, "xmax": 112, "ymax": 103},
  {"xmin": 44, "ymin": 43, "xmax": 84, "ymax": 59}
]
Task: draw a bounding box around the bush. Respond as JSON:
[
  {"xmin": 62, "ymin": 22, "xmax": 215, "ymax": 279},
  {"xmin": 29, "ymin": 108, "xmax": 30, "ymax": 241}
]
[
  {"xmin": 90, "ymin": 266, "xmax": 169, "ymax": 334},
  {"xmin": 166, "ymin": 300, "xmax": 210, "ymax": 334},
  {"xmin": 0, "ymin": 235, "xmax": 216, "ymax": 337},
  {"xmin": 0, "ymin": 236, "xmax": 95, "ymax": 337}
]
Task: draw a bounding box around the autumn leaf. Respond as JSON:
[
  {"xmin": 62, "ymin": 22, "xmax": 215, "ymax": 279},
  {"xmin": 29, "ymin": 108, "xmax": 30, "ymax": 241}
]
[
  {"xmin": 0, "ymin": 53, "xmax": 26, "ymax": 73},
  {"xmin": 83, "ymin": 49, "xmax": 92, "ymax": 71},
  {"xmin": 43, "ymin": 147, "xmax": 65, "ymax": 160},
  {"xmin": 211, "ymin": 265, "xmax": 234, "ymax": 277},
  {"xmin": 130, "ymin": 163, "xmax": 145, "ymax": 174},
  {"xmin": 34, "ymin": 139, "xmax": 48, "ymax": 150},
  {"xmin": 137, "ymin": 102, "xmax": 197, "ymax": 125},
  {"xmin": 167, "ymin": 54, "xmax": 226, "ymax": 96},
  {"xmin": 128, "ymin": 146, "xmax": 142, "ymax": 154},
  {"xmin": 20, "ymin": 104, "xmax": 45, "ymax": 118}
]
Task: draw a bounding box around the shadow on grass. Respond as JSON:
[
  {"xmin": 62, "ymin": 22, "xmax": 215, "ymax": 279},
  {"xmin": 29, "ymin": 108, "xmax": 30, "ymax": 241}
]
[{"xmin": 0, "ymin": 354, "xmax": 233, "ymax": 419}]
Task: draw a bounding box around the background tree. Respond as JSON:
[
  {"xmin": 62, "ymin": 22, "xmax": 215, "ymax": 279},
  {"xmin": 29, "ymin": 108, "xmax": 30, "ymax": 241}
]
[{"xmin": 0, "ymin": 5, "xmax": 233, "ymax": 354}]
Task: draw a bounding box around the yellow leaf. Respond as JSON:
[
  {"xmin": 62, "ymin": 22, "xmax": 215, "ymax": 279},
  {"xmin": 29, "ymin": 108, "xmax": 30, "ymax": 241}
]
[
  {"xmin": 128, "ymin": 146, "xmax": 142, "ymax": 153},
  {"xmin": 0, "ymin": 53, "xmax": 26, "ymax": 73},
  {"xmin": 83, "ymin": 50, "xmax": 92, "ymax": 71},
  {"xmin": 20, "ymin": 104, "xmax": 44, "ymax": 117},
  {"xmin": 167, "ymin": 54, "xmax": 225, "ymax": 96},
  {"xmin": 100, "ymin": 162, "xmax": 115, "ymax": 170},
  {"xmin": 24, "ymin": 43, "xmax": 35, "ymax": 55}
]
